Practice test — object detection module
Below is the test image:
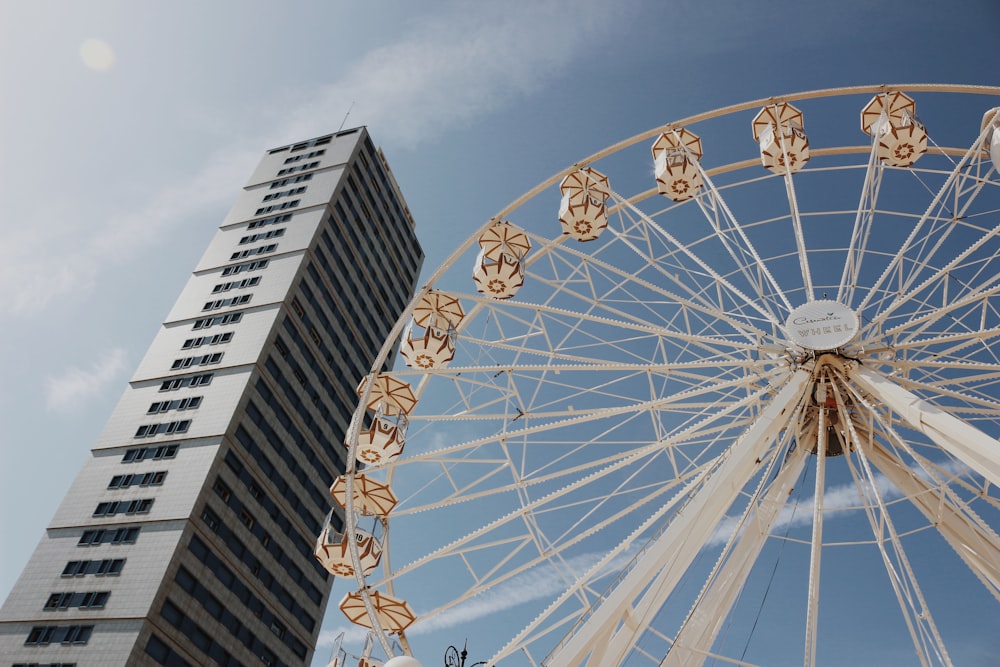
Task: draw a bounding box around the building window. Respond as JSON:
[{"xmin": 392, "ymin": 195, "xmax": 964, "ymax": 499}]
[
  {"xmin": 25, "ymin": 626, "xmax": 56, "ymax": 645},
  {"xmin": 238, "ymin": 228, "xmax": 285, "ymax": 245},
  {"xmin": 147, "ymin": 396, "xmax": 203, "ymax": 414},
  {"xmin": 246, "ymin": 214, "xmax": 291, "ymax": 230},
  {"xmin": 121, "ymin": 444, "xmax": 179, "ymax": 462},
  {"xmin": 211, "ymin": 276, "xmax": 260, "ymax": 292},
  {"xmin": 109, "ymin": 471, "xmax": 167, "ymax": 488},
  {"xmin": 269, "ymin": 173, "xmax": 312, "ymax": 188},
  {"xmin": 25, "ymin": 625, "xmax": 93, "ymax": 645},
  {"xmin": 283, "ymin": 148, "xmax": 324, "ymax": 163},
  {"xmin": 44, "ymin": 592, "xmax": 72, "ymax": 610},
  {"xmin": 276, "ymin": 161, "xmax": 319, "ymax": 176},
  {"xmin": 220, "ymin": 259, "xmax": 268, "ymax": 277},
  {"xmin": 170, "ymin": 352, "xmax": 223, "ymax": 369},
  {"xmin": 182, "ymin": 331, "xmax": 233, "ymax": 348},
  {"xmin": 261, "ymin": 186, "xmax": 306, "ymax": 202},
  {"xmin": 253, "ymin": 200, "xmax": 299, "ymax": 216},
  {"xmin": 63, "ymin": 625, "xmax": 94, "ymax": 644},
  {"xmin": 192, "ymin": 312, "xmax": 244, "ymax": 329},
  {"xmin": 93, "ymin": 498, "xmax": 154, "ymax": 516},
  {"xmin": 202, "ymin": 294, "xmax": 252, "ymax": 311},
  {"xmin": 62, "ymin": 558, "xmax": 125, "ymax": 577},
  {"xmin": 159, "ymin": 373, "xmax": 213, "ymax": 391},
  {"xmin": 135, "ymin": 421, "xmax": 191, "ymax": 438},
  {"xmin": 230, "ymin": 243, "xmax": 277, "ymax": 261}
]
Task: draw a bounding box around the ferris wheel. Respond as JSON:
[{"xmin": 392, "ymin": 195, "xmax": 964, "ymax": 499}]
[{"xmin": 318, "ymin": 85, "xmax": 1000, "ymax": 667}]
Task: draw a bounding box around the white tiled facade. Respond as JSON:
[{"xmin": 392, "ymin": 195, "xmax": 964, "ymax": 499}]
[{"xmin": 0, "ymin": 128, "xmax": 423, "ymax": 666}]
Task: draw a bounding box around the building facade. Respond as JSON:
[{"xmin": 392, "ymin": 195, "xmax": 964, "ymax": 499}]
[{"xmin": 0, "ymin": 128, "xmax": 424, "ymax": 666}]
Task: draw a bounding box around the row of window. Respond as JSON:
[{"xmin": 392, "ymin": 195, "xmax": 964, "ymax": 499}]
[
  {"xmin": 221, "ymin": 259, "xmax": 268, "ymax": 277},
  {"xmin": 108, "ymin": 471, "xmax": 166, "ymax": 488},
  {"xmin": 239, "ymin": 228, "xmax": 284, "ymax": 245},
  {"xmin": 262, "ymin": 186, "xmax": 306, "ymax": 203},
  {"xmin": 122, "ymin": 444, "xmax": 178, "ymax": 462},
  {"xmin": 213, "ymin": 475, "xmax": 323, "ymax": 605},
  {"xmin": 269, "ymin": 173, "xmax": 312, "ymax": 189},
  {"xmin": 12, "ymin": 662, "xmax": 77, "ymax": 667},
  {"xmin": 193, "ymin": 312, "xmax": 242, "ymax": 329},
  {"xmin": 44, "ymin": 591, "xmax": 110, "ymax": 611},
  {"xmin": 289, "ymin": 135, "xmax": 332, "ymax": 153},
  {"xmin": 245, "ymin": 392, "xmax": 331, "ymax": 513},
  {"xmin": 160, "ymin": 373, "xmax": 213, "ymax": 392},
  {"xmin": 24, "ymin": 625, "xmax": 93, "ymax": 645},
  {"xmin": 283, "ymin": 148, "xmax": 325, "ymax": 163},
  {"xmin": 61, "ymin": 558, "xmax": 125, "ymax": 577},
  {"xmin": 212, "ymin": 277, "xmax": 259, "ymax": 294},
  {"xmin": 148, "ymin": 396, "xmax": 202, "ymax": 413},
  {"xmin": 264, "ymin": 350, "xmax": 349, "ymax": 472},
  {"xmin": 93, "ymin": 498, "xmax": 153, "ymax": 517},
  {"xmin": 176, "ymin": 562, "xmax": 306, "ymax": 660},
  {"xmin": 247, "ymin": 214, "xmax": 290, "ymax": 231},
  {"xmin": 171, "ymin": 353, "xmax": 222, "ymax": 370},
  {"xmin": 78, "ymin": 527, "xmax": 139, "ymax": 546},
  {"xmin": 276, "ymin": 161, "xmax": 318, "ymax": 177},
  {"xmin": 203, "ymin": 295, "xmax": 251, "ymax": 311},
  {"xmin": 144, "ymin": 633, "xmax": 196, "ymax": 667},
  {"xmin": 193, "ymin": 516, "xmax": 315, "ymax": 639},
  {"xmin": 223, "ymin": 447, "xmax": 328, "ymax": 583},
  {"xmin": 254, "ymin": 200, "xmax": 299, "ymax": 217},
  {"xmin": 315, "ymin": 228, "xmax": 390, "ymax": 351},
  {"xmin": 160, "ymin": 599, "xmax": 251, "ymax": 667},
  {"xmin": 135, "ymin": 420, "xmax": 191, "ymax": 438}
]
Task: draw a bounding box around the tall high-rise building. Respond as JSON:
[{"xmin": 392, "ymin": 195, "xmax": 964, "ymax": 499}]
[{"xmin": 0, "ymin": 128, "xmax": 424, "ymax": 666}]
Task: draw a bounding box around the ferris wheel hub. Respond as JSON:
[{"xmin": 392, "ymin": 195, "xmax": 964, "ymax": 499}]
[{"xmin": 784, "ymin": 300, "xmax": 859, "ymax": 351}]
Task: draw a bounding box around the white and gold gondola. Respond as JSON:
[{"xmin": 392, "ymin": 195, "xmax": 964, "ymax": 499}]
[
  {"xmin": 354, "ymin": 374, "xmax": 417, "ymax": 466},
  {"xmin": 752, "ymin": 102, "xmax": 810, "ymax": 174},
  {"xmin": 472, "ymin": 220, "xmax": 531, "ymax": 299},
  {"xmin": 558, "ymin": 167, "xmax": 611, "ymax": 241},
  {"xmin": 861, "ymin": 91, "xmax": 927, "ymax": 167},
  {"xmin": 651, "ymin": 127, "xmax": 704, "ymax": 201},
  {"xmin": 400, "ymin": 290, "xmax": 464, "ymax": 369},
  {"xmin": 314, "ymin": 511, "xmax": 383, "ymax": 577},
  {"xmin": 983, "ymin": 107, "xmax": 1000, "ymax": 172}
]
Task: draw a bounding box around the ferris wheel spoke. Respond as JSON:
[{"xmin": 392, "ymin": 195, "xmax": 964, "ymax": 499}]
[
  {"xmin": 858, "ymin": 122, "xmax": 1000, "ymax": 327},
  {"xmin": 873, "ymin": 279, "xmax": 1000, "ymax": 345},
  {"xmin": 858, "ymin": 424, "xmax": 1000, "ymax": 601},
  {"xmin": 489, "ymin": 467, "xmax": 714, "ymax": 666},
  {"xmin": 839, "ymin": 135, "xmax": 885, "ymax": 306},
  {"xmin": 662, "ymin": 433, "xmax": 808, "ymax": 667},
  {"xmin": 523, "ymin": 226, "xmax": 774, "ymax": 345},
  {"xmin": 689, "ymin": 160, "xmax": 793, "ymax": 317},
  {"xmin": 394, "ymin": 375, "xmax": 784, "ymax": 519},
  {"xmin": 378, "ymin": 463, "xmax": 714, "ymax": 624},
  {"xmin": 543, "ymin": 370, "xmax": 810, "ymax": 667},
  {"xmin": 845, "ymin": 361, "xmax": 1000, "ymax": 486},
  {"xmin": 458, "ymin": 290, "xmax": 769, "ymax": 362},
  {"xmin": 608, "ymin": 187, "xmax": 781, "ymax": 329},
  {"xmin": 399, "ymin": 366, "xmax": 786, "ymax": 463},
  {"xmin": 830, "ymin": 379, "xmax": 954, "ymax": 667}
]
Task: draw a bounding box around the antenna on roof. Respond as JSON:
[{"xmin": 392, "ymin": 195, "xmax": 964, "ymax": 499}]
[{"xmin": 338, "ymin": 101, "xmax": 356, "ymax": 131}]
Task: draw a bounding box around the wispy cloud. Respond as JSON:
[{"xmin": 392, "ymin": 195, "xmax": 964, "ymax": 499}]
[
  {"xmin": 275, "ymin": 0, "xmax": 620, "ymax": 148},
  {"xmin": 0, "ymin": 145, "xmax": 258, "ymax": 317},
  {"xmin": 45, "ymin": 347, "xmax": 128, "ymax": 412},
  {"xmin": 0, "ymin": 0, "xmax": 620, "ymax": 319}
]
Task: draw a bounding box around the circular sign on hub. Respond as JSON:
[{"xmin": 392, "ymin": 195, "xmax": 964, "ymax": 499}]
[{"xmin": 785, "ymin": 300, "xmax": 859, "ymax": 351}]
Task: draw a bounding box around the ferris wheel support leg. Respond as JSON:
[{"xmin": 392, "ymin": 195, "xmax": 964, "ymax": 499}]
[
  {"xmin": 864, "ymin": 438, "xmax": 1000, "ymax": 600},
  {"xmin": 544, "ymin": 369, "xmax": 812, "ymax": 667},
  {"xmin": 660, "ymin": 444, "xmax": 811, "ymax": 667},
  {"xmin": 846, "ymin": 363, "xmax": 1000, "ymax": 489}
]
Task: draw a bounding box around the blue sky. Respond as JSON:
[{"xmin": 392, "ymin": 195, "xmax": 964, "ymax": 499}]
[{"xmin": 1, "ymin": 1, "xmax": 998, "ymax": 665}]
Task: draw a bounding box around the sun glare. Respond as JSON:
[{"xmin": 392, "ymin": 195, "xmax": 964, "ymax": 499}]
[{"xmin": 80, "ymin": 39, "xmax": 115, "ymax": 71}]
